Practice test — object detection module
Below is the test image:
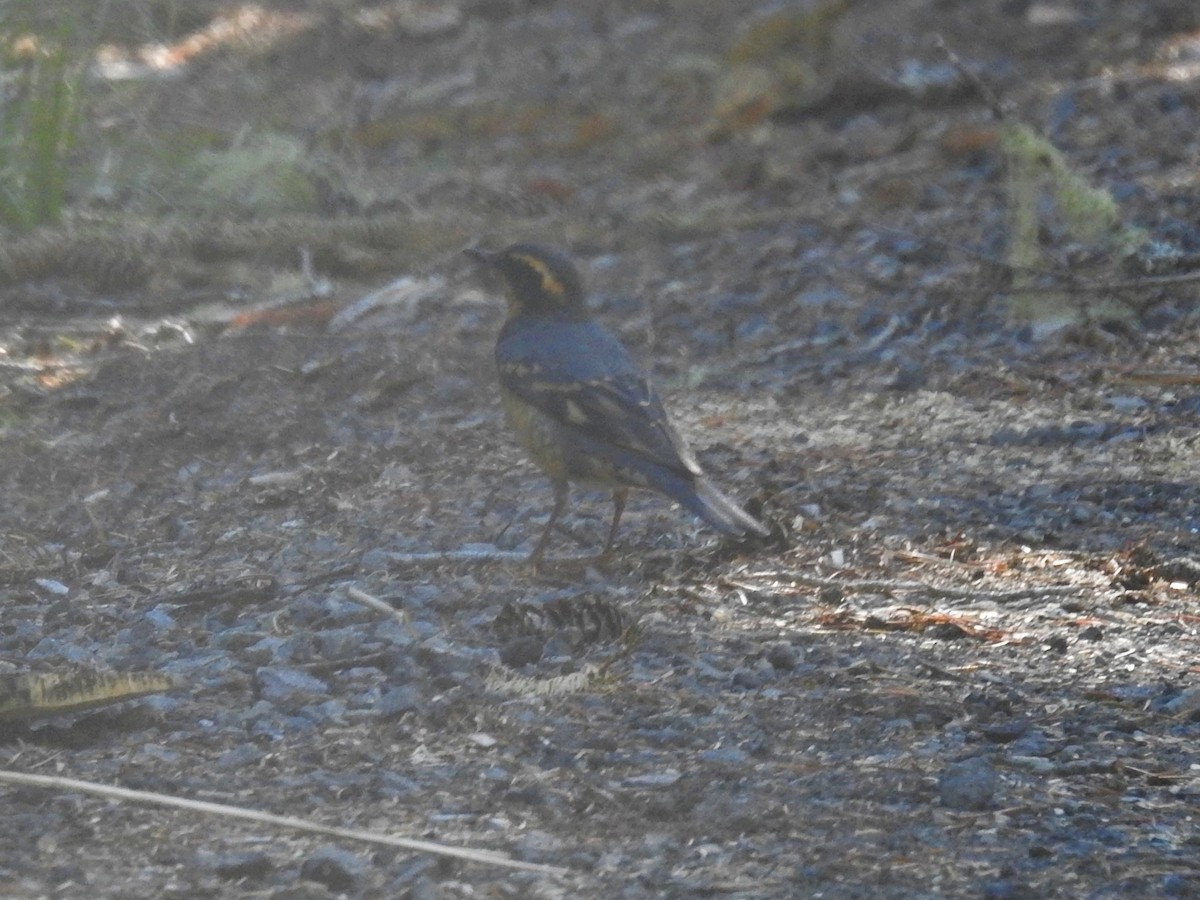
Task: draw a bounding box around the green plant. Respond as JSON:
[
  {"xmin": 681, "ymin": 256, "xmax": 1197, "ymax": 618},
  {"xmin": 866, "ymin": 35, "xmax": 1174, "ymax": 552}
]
[{"xmin": 0, "ymin": 18, "xmax": 86, "ymax": 231}]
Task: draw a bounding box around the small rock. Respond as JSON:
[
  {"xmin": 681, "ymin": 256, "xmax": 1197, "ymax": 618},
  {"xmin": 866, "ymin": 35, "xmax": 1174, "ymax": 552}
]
[
  {"xmin": 143, "ymin": 606, "xmax": 176, "ymax": 630},
  {"xmin": 982, "ymin": 719, "xmax": 1029, "ymax": 743},
  {"xmin": 698, "ymin": 747, "xmax": 750, "ymax": 765},
  {"xmin": 938, "ymin": 756, "xmax": 998, "ymax": 811},
  {"xmin": 1045, "ymin": 635, "xmax": 1069, "ymax": 653},
  {"xmin": 47, "ymin": 864, "xmax": 87, "ymax": 886},
  {"xmin": 210, "ymin": 850, "xmax": 273, "ymax": 881},
  {"xmin": 764, "ymin": 642, "xmax": 798, "ymax": 672},
  {"xmin": 981, "ymin": 879, "xmax": 1037, "ymax": 900},
  {"xmin": 255, "ymin": 666, "xmax": 330, "ymax": 704},
  {"xmin": 358, "ymin": 548, "xmax": 393, "ymax": 571},
  {"xmin": 213, "ymin": 629, "xmax": 266, "ymax": 652},
  {"xmin": 794, "ymin": 287, "xmax": 848, "ymax": 309},
  {"xmin": 1153, "ymin": 556, "xmax": 1200, "ymax": 586},
  {"xmin": 1008, "ymin": 729, "xmax": 1054, "ymax": 758},
  {"xmin": 623, "ymin": 771, "xmax": 681, "ymax": 788},
  {"xmin": 376, "ymin": 771, "xmax": 420, "ymax": 799},
  {"xmin": 817, "ymin": 585, "xmax": 843, "ymax": 604},
  {"xmin": 499, "ymin": 636, "xmax": 546, "ymax": 668},
  {"xmin": 300, "ymin": 699, "xmax": 347, "ymax": 725},
  {"xmin": 1163, "ymin": 874, "xmax": 1196, "ymax": 896},
  {"xmin": 244, "ymin": 636, "xmax": 292, "ymax": 666},
  {"xmin": 403, "ymin": 875, "xmax": 442, "ymax": 900},
  {"xmin": 1106, "ymin": 395, "xmax": 1147, "ymax": 413},
  {"xmin": 735, "ymin": 313, "xmax": 771, "ymax": 342},
  {"xmin": 416, "ymin": 641, "xmax": 475, "ymax": 681},
  {"xmin": 927, "ymin": 622, "xmax": 971, "ymax": 641},
  {"xmin": 515, "ymin": 829, "xmax": 563, "ymax": 863},
  {"xmin": 1005, "ymin": 755, "xmax": 1053, "ymax": 775},
  {"xmin": 299, "ymin": 846, "xmax": 366, "ymax": 893},
  {"xmin": 864, "ymin": 253, "xmax": 901, "ymax": 281},
  {"xmin": 1068, "ymin": 502, "xmax": 1098, "ymax": 524},
  {"xmin": 730, "ymin": 667, "xmax": 764, "ymax": 690},
  {"xmin": 215, "ymin": 743, "xmax": 265, "ymax": 771},
  {"xmin": 270, "ymin": 881, "xmax": 333, "ymax": 900},
  {"xmin": 314, "ymin": 626, "xmax": 367, "ymax": 660},
  {"xmin": 503, "ymin": 783, "xmax": 545, "ymax": 806},
  {"xmin": 1163, "ymin": 686, "xmax": 1200, "ymax": 715},
  {"xmin": 377, "ymin": 684, "xmax": 422, "ymax": 718},
  {"xmin": 887, "ymin": 360, "xmax": 927, "ymax": 392}
]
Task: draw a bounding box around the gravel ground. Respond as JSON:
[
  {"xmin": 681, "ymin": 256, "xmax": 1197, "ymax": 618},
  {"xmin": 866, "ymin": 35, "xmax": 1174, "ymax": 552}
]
[{"xmin": 1, "ymin": 1, "xmax": 1199, "ymax": 897}]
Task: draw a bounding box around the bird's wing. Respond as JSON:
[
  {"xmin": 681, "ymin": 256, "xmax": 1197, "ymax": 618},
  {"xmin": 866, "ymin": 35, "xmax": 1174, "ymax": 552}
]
[{"xmin": 496, "ymin": 320, "xmax": 702, "ymax": 477}]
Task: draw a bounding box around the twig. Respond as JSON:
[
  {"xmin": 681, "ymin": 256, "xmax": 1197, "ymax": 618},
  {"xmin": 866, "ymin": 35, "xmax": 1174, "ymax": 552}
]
[
  {"xmin": 0, "ymin": 770, "xmax": 569, "ymax": 876},
  {"xmin": 1115, "ymin": 370, "xmax": 1200, "ymax": 386},
  {"xmin": 988, "ymin": 267, "xmax": 1200, "ymax": 296},
  {"xmin": 345, "ymin": 585, "xmax": 417, "ymax": 638},
  {"xmin": 876, "ymin": 223, "xmax": 1200, "ymax": 296},
  {"xmin": 385, "ymin": 549, "xmax": 532, "ymax": 566},
  {"xmin": 933, "ymin": 34, "xmax": 1005, "ymax": 120},
  {"xmin": 382, "ymin": 549, "xmax": 598, "ymax": 567},
  {"xmin": 732, "ymin": 572, "xmax": 1085, "ymax": 603}
]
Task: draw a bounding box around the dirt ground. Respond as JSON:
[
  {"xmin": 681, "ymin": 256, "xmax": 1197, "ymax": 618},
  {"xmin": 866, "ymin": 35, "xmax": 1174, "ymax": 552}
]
[{"xmin": 2, "ymin": 1, "xmax": 1200, "ymax": 897}]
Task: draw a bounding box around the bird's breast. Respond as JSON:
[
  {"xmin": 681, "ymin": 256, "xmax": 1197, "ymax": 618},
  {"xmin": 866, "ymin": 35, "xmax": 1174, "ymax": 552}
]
[{"xmin": 500, "ymin": 387, "xmax": 570, "ymax": 482}]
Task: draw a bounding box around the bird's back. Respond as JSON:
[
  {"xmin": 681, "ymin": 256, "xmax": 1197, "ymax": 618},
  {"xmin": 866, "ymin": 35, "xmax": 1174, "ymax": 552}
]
[{"xmin": 495, "ymin": 314, "xmax": 701, "ymax": 481}]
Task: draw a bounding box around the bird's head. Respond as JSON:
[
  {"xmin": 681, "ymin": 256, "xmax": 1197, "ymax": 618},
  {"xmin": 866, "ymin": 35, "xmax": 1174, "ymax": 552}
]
[{"xmin": 467, "ymin": 243, "xmax": 586, "ymax": 318}]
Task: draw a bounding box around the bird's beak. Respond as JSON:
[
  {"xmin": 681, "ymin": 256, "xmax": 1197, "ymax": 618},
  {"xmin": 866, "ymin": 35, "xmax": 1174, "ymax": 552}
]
[{"xmin": 464, "ymin": 247, "xmax": 495, "ymax": 267}]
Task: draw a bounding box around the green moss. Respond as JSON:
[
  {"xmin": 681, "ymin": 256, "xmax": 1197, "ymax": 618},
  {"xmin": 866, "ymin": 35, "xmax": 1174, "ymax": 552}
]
[{"xmin": 1001, "ymin": 122, "xmax": 1147, "ymax": 325}]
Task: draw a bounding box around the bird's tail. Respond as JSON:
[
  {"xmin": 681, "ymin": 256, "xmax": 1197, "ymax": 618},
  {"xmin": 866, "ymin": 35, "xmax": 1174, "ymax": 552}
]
[{"xmin": 678, "ymin": 476, "xmax": 770, "ymax": 538}]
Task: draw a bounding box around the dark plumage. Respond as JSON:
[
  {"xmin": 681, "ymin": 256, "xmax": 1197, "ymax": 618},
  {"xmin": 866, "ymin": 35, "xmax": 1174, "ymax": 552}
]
[{"xmin": 468, "ymin": 242, "xmax": 768, "ymax": 562}]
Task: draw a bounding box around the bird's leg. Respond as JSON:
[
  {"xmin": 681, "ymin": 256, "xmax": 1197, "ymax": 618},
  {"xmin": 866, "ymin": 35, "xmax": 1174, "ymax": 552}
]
[
  {"xmin": 602, "ymin": 488, "xmax": 629, "ymax": 558},
  {"xmin": 529, "ymin": 480, "xmax": 569, "ymax": 565}
]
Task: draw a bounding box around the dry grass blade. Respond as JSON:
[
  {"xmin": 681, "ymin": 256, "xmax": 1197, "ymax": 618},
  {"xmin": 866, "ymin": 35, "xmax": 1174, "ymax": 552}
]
[{"xmin": 0, "ymin": 770, "xmax": 569, "ymax": 876}]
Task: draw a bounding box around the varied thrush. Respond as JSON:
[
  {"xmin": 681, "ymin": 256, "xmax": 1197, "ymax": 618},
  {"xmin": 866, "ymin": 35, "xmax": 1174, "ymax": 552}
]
[{"xmin": 468, "ymin": 242, "xmax": 768, "ymax": 563}]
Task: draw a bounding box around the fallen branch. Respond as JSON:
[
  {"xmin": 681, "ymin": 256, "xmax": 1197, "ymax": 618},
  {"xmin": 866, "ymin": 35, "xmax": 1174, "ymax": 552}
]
[
  {"xmin": 384, "ymin": 549, "xmax": 532, "ymax": 566},
  {"xmin": 382, "ymin": 549, "xmax": 602, "ymax": 567},
  {"xmin": 980, "ymin": 267, "xmax": 1200, "ymax": 296},
  {"xmin": 0, "ymin": 770, "xmax": 569, "ymax": 876},
  {"xmin": 733, "ymin": 571, "xmax": 1085, "ymax": 603}
]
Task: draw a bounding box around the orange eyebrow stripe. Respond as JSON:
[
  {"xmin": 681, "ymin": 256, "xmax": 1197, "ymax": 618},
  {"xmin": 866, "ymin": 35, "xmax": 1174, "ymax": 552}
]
[{"xmin": 512, "ymin": 254, "xmax": 565, "ymax": 296}]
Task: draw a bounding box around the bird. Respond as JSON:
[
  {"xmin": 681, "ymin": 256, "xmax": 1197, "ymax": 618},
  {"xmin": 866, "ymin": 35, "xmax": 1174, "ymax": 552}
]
[{"xmin": 467, "ymin": 242, "xmax": 768, "ymax": 563}]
